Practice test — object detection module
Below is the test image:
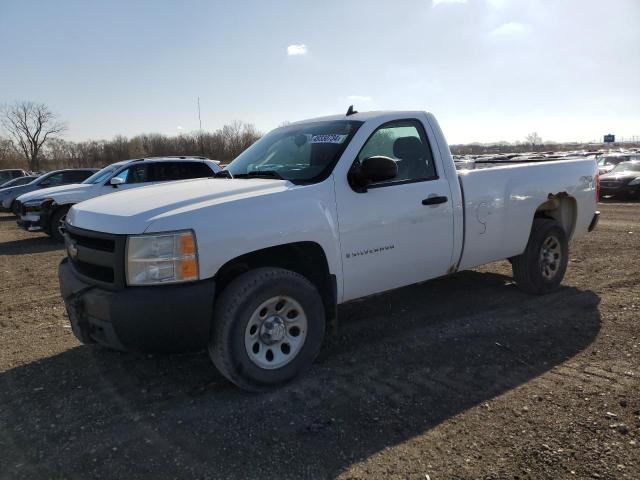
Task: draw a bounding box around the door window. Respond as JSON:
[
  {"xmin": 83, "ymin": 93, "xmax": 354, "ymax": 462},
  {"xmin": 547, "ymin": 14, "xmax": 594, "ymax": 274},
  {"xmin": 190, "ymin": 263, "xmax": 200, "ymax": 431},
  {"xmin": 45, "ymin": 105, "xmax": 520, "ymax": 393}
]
[
  {"xmin": 40, "ymin": 172, "xmax": 65, "ymax": 187},
  {"xmin": 111, "ymin": 164, "xmax": 150, "ymax": 184},
  {"xmin": 357, "ymin": 120, "xmax": 436, "ymax": 186},
  {"xmin": 154, "ymin": 162, "xmax": 212, "ymax": 181},
  {"xmin": 62, "ymin": 170, "xmax": 93, "ymax": 183}
]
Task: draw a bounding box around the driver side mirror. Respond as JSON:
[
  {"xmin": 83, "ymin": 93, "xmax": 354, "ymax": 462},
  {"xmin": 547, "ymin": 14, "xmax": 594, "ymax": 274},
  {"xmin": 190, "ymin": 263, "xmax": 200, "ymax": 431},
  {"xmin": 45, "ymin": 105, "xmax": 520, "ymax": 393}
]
[
  {"xmin": 109, "ymin": 177, "xmax": 125, "ymax": 187},
  {"xmin": 348, "ymin": 156, "xmax": 398, "ymax": 193}
]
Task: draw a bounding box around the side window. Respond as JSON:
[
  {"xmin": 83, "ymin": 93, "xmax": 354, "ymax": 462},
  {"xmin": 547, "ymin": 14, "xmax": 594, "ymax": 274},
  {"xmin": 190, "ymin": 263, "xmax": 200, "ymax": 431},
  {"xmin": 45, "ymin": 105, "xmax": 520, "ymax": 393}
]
[
  {"xmin": 62, "ymin": 171, "xmax": 91, "ymax": 183},
  {"xmin": 180, "ymin": 162, "xmax": 214, "ymax": 179},
  {"xmin": 154, "ymin": 162, "xmax": 212, "ymax": 181},
  {"xmin": 357, "ymin": 119, "xmax": 436, "ymax": 185},
  {"xmin": 154, "ymin": 162, "xmax": 181, "ymax": 181},
  {"xmin": 110, "ymin": 168, "xmax": 129, "ymax": 183},
  {"xmin": 112, "ymin": 165, "xmax": 150, "ymax": 184},
  {"xmin": 42, "ymin": 172, "xmax": 65, "ymax": 187}
]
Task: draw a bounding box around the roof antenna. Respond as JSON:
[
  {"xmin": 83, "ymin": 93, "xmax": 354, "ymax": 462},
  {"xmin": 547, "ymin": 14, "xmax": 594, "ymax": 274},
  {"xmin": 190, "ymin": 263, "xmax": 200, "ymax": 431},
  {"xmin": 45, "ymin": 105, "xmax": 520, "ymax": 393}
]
[{"xmin": 346, "ymin": 105, "xmax": 357, "ymax": 116}]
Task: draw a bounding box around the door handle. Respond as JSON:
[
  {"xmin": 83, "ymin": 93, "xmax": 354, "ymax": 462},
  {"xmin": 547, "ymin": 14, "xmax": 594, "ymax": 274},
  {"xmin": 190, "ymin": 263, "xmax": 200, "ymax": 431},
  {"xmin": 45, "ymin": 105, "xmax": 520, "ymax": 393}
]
[{"xmin": 422, "ymin": 196, "xmax": 448, "ymax": 206}]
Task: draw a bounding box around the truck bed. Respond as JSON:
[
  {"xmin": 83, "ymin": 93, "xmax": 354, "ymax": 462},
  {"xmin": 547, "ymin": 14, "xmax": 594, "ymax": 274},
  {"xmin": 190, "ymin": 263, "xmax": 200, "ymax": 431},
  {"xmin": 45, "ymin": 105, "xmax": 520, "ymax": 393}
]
[{"xmin": 456, "ymin": 158, "xmax": 598, "ymax": 271}]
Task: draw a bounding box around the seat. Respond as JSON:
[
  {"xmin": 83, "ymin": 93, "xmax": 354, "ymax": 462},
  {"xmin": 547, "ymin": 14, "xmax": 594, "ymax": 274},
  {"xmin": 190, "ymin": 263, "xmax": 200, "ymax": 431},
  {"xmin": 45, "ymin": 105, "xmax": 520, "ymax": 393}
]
[{"xmin": 393, "ymin": 136, "xmax": 428, "ymax": 180}]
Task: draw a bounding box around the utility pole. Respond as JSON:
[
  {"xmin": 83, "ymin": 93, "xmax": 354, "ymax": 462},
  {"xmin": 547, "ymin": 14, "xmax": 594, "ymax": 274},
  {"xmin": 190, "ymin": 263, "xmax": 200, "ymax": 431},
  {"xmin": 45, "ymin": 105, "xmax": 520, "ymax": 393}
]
[{"xmin": 197, "ymin": 97, "xmax": 205, "ymax": 157}]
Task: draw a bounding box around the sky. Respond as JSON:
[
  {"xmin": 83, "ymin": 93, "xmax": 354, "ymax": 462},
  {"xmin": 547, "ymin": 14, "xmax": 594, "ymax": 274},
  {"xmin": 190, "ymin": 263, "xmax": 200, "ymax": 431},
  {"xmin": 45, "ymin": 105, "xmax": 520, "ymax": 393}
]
[{"xmin": 0, "ymin": 0, "xmax": 638, "ymax": 144}]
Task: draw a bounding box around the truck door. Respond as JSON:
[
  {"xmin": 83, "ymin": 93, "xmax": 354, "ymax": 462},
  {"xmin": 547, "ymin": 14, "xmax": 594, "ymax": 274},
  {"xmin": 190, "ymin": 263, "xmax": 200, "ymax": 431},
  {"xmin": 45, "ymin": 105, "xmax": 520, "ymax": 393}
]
[{"xmin": 335, "ymin": 118, "xmax": 455, "ymax": 301}]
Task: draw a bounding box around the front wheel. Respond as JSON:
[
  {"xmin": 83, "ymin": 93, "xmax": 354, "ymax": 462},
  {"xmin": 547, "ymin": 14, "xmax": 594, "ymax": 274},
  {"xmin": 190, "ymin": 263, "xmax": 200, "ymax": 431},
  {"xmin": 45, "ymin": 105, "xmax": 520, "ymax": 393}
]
[
  {"xmin": 209, "ymin": 267, "xmax": 325, "ymax": 391},
  {"xmin": 512, "ymin": 218, "xmax": 569, "ymax": 294},
  {"xmin": 49, "ymin": 207, "xmax": 70, "ymax": 243}
]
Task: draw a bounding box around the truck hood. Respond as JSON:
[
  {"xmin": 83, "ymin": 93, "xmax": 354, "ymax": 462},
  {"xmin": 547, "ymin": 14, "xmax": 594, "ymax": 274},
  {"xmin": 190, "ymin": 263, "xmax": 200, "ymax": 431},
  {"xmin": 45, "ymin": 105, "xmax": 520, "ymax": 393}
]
[
  {"xmin": 67, "ymin": 178, "xmax": 291, "ymax": 234},
  {"xmin": 16, "ymin": 183, "xmax": 90, "ymax": 203}
]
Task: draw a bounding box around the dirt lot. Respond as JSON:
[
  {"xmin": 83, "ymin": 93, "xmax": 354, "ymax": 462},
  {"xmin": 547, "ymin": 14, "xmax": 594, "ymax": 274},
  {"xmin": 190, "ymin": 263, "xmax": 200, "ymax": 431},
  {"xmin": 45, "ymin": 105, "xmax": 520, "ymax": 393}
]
[{"xmin": 0, "ymin": 203, "xmax": 639, "ymax": 480}]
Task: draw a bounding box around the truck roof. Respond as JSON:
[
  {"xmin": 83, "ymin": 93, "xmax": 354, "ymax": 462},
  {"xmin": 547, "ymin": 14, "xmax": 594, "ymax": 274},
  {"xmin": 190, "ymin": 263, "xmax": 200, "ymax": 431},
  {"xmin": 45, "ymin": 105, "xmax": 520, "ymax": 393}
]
[
  {"xmin": 288, "ymin": 110, "xmax": 429, "ymax": 125},
  {"xmin": 128, "ymin": 156, "xmax": 212, "ymax": 163},
  {"xmin": 106, "ymin": 156, "xmax": 216, "ymax": 168}
]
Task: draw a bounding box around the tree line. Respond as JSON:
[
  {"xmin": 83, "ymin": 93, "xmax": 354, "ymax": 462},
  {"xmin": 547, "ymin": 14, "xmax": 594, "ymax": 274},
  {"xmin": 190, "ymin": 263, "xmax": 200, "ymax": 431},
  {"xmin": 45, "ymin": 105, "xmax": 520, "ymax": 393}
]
[
  {"xmin": 2, "ymin": 100, "xmax": 638, "ymax": 172},
  {"xmin": 0, "ymin": 101, "xmax": 261, "ymax": 171}
]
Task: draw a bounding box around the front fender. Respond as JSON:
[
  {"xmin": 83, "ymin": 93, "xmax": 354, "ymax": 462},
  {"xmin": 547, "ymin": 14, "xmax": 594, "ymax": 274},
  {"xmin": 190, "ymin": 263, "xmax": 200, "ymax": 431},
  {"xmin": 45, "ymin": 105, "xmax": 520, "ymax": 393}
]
[{"xmin": 144, "ymin": 179, "xmax": 344, "ymax": 299}]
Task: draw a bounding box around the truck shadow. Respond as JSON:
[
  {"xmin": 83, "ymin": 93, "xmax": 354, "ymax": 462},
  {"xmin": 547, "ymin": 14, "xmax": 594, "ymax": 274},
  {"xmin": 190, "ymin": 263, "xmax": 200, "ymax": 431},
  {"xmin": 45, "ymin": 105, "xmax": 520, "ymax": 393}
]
[
  {"xmin": 0, "ymin": 237, "xmax": 63, "ymax": 255},
  {"xmin": 0, "ymin": 270, "xmax": 601, "ymax": 479}
]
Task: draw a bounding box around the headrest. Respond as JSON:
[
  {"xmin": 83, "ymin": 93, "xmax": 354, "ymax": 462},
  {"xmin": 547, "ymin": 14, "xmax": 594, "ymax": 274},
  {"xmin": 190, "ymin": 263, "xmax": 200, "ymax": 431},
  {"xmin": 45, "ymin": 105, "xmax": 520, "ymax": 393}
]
[{"xmin": 393, "ymin": 136, "xmax": 423, "ymax": 160}]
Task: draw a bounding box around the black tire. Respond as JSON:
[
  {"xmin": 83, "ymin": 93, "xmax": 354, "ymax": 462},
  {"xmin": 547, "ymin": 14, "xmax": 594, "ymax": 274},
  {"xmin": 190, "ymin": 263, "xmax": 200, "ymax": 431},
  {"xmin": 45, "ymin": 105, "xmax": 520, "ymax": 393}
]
[
  {"xmin": 9, "ymin": 200, "xmax": 19, "ymax": 216},
  {"xmin": 512, "ymin": 218, "xmax": 569, "ymax": 294},
  {"xmin": 49, "ymin": 207, "xmax": 70, "ymax": 243},
  {"xmin": 209, "ymin": 267, "xmax": 325, "ymax": 391}
]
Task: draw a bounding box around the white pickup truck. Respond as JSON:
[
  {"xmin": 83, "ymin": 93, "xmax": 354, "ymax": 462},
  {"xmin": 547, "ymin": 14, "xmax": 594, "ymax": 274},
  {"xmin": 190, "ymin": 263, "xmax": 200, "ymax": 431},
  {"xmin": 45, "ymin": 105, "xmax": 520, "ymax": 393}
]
[{"xmin": 58, "ymin": 111, "xmax": 600, "ymax": 390}]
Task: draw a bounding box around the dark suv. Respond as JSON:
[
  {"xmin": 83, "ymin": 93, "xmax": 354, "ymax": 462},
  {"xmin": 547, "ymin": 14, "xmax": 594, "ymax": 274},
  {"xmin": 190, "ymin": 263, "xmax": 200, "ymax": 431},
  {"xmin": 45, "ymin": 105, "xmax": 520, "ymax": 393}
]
[{"xmin": 0, "ymin": 169, "xmax": 29, "ymax": 185}]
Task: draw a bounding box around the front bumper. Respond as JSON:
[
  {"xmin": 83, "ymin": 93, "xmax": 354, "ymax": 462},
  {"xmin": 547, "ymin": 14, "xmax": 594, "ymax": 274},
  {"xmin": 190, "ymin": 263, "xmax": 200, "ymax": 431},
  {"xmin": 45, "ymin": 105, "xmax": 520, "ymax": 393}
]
[
  {"xmin": 600, "ymin": 186, "xmax": 640, "ymax": 197},
  {"xmin": 58, "ymin": 258, "xmax": 215, "ymax": 352},
  {"xmin": 17, "ymin": 214, "xmax": 45, "ymax": 231},
  {"xmin": 16, "ymin": 202, "xmax": 56, "ymax": 232}
]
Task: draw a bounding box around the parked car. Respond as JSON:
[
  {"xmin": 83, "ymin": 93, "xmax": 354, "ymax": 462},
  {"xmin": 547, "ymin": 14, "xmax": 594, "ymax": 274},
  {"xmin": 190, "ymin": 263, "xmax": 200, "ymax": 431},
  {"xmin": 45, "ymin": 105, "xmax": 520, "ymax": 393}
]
[
  {"xmin": 16, "ymin": 157, "xmax": 221, "ymax": 242},
  {"xmin": 0, "ymin": 175, "xmax": 38, "ymax": 189},
  {"xmin": 58, "ymin": 111, "xmax": 600, "ymax": 390},
  {"xmin": 1, "ymin": 169, "xmax": 97, "ymax": 214},
  {"xmin": 0, "ymin": 169, "xmax": 29, "ymax": 185},
  {"xmin": 597, "ymin": 154, "xmax": 640, "ymax": 175},
  {"xmin": 599, "ymin": 160, "xmax": 640, "ymax": 198}
]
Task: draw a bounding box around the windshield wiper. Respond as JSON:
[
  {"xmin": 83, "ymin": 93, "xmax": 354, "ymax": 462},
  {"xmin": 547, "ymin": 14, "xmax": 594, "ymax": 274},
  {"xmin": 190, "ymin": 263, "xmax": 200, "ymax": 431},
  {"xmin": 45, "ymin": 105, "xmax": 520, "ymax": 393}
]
[{"xmin": 234, "ymin": 170, "xmax": 285, "ymax": 180}]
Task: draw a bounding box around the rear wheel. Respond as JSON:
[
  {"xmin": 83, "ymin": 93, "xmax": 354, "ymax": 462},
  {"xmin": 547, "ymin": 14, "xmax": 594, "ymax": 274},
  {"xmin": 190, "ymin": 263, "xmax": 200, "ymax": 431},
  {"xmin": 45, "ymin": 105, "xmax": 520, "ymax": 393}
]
[
  {"xmin": 512, "ymin": 218, "xmax": 568, "ymax": 294},
  {"xmin": 49, "ymin": 207, "xmax": 70, "ymax": 243},
  {"xmin": 209, "ymin": 267, "xmax": 325, "ymax": 391}
]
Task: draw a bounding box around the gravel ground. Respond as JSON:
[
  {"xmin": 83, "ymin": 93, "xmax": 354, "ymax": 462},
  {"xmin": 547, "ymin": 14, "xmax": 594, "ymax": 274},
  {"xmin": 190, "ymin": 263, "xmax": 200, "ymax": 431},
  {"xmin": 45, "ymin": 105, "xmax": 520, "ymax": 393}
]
[{"xmin": 0, "ymin": 202, "xmax": 638, "ymax": 480}]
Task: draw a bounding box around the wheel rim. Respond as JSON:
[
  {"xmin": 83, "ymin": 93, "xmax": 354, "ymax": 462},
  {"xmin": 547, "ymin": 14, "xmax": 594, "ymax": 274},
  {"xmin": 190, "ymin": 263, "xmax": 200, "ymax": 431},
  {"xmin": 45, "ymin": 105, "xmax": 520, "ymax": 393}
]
[
  {"xmin": 540, "ymin": 235, "xmax": 562, "ymax": 280},
  {"xmin": 57, "ymin": 214, "xmax": 66, "ymax": 238},
  {"xmin": 244, "ymin": 296, "xmax": 308, "ymax": 370}
]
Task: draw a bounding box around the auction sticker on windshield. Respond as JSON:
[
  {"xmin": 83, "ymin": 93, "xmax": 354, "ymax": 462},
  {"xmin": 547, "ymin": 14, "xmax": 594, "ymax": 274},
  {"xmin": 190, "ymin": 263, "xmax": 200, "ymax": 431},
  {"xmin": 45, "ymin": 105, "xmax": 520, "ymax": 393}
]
[{"xmin": 311, "ymin": 134, "xmax": 347, "ymax": 144}]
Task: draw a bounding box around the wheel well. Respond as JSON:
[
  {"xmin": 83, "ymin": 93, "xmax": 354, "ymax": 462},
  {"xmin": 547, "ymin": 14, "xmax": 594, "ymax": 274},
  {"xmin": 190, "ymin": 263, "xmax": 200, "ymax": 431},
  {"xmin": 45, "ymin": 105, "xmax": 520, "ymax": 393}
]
[
  {"xmin": 44, "ymin": 204, "xmax": 72, "ymax": 233},
  {"xmin": 52, "ymin": 203, "xmax": 71, "ymax": 214},
  {"xmin": 215, "ymin": 242, "xmax": 337, "ymax": 326},
  {"xmin": 534, "ymin": 194, "xmax": 577, "ymax": 239}
]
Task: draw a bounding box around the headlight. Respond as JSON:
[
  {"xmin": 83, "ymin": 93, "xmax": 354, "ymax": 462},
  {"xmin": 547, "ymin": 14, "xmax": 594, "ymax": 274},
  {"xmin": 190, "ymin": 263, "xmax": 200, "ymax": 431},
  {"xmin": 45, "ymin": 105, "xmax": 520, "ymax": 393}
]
[
  {"xmin": 629, "ymin": 177, "xmax": 640, "ymax": 186},
  {"xmin": 126, "ymin": 230, "xmax": 199, "ymax": 285},
  {"xmin": 23, "ymin": 198, "xmax": 52, "ymax": 213}
]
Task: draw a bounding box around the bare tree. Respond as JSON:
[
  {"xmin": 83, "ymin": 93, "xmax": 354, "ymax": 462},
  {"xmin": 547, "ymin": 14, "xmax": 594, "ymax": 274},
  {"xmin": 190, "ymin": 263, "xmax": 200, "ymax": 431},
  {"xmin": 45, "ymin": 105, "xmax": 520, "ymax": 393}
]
[
  {"xmin": 1, "ymin": 101, "xmax": 67, "ymax": 170},
  {"xmin": 525, "ymin": 132, "xmax": 542, "ymax": 150}
]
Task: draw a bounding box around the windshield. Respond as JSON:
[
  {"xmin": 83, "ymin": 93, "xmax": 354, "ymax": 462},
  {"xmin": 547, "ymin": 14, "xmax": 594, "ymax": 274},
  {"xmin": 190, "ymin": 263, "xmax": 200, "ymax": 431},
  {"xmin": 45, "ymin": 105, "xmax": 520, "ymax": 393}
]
[
  {"xmin": 224, "ymin": 120, "xmax": 363, "ymax": 183},
  {"xmin": 82, "ymin": 165, "xmax": 119, "ymax": 184},
  {"xmin": 611, "ymin": 162, "xmax": 640, "ymax": 174},
  {"xmin": 25, "ymin": 174, "xmax": 46, "ymax": 185}
]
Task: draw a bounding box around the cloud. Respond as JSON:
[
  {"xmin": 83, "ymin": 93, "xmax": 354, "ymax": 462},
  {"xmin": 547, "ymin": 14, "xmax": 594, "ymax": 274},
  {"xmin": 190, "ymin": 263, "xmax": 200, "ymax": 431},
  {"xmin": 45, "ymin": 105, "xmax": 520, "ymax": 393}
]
[
  {"xmin": 432, "ymin": 0, "xmax": 467, "ymax": 6},
  {"xmin": 177, "ymin": 126, "xmax": 183, "ymax": 130},
  {"xmin": 486, "ymin": 0, "xmax": 508, "ymax": 7},
  {"xmin": 490, "ymin": 21, "xmax": 527, "ymax": 35},
  {"xmin": 347, "ymin": 95, "xmax": 373, "ymax": 103},
  {"xmin": 287, "ymin": 44, "xmax": 308, "ymax": 56}
]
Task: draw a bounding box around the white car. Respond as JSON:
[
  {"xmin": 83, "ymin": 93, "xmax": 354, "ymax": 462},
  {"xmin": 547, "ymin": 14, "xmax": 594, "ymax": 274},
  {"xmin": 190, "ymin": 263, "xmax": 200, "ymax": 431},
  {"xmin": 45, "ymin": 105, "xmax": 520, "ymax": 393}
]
[
  {"xmin": 15, "ymin": 156, "xmax": 220, "ymax": 242},
  {"xmin": 58, "ymin": 111, "xmax": 599, "ymax": 390}
]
